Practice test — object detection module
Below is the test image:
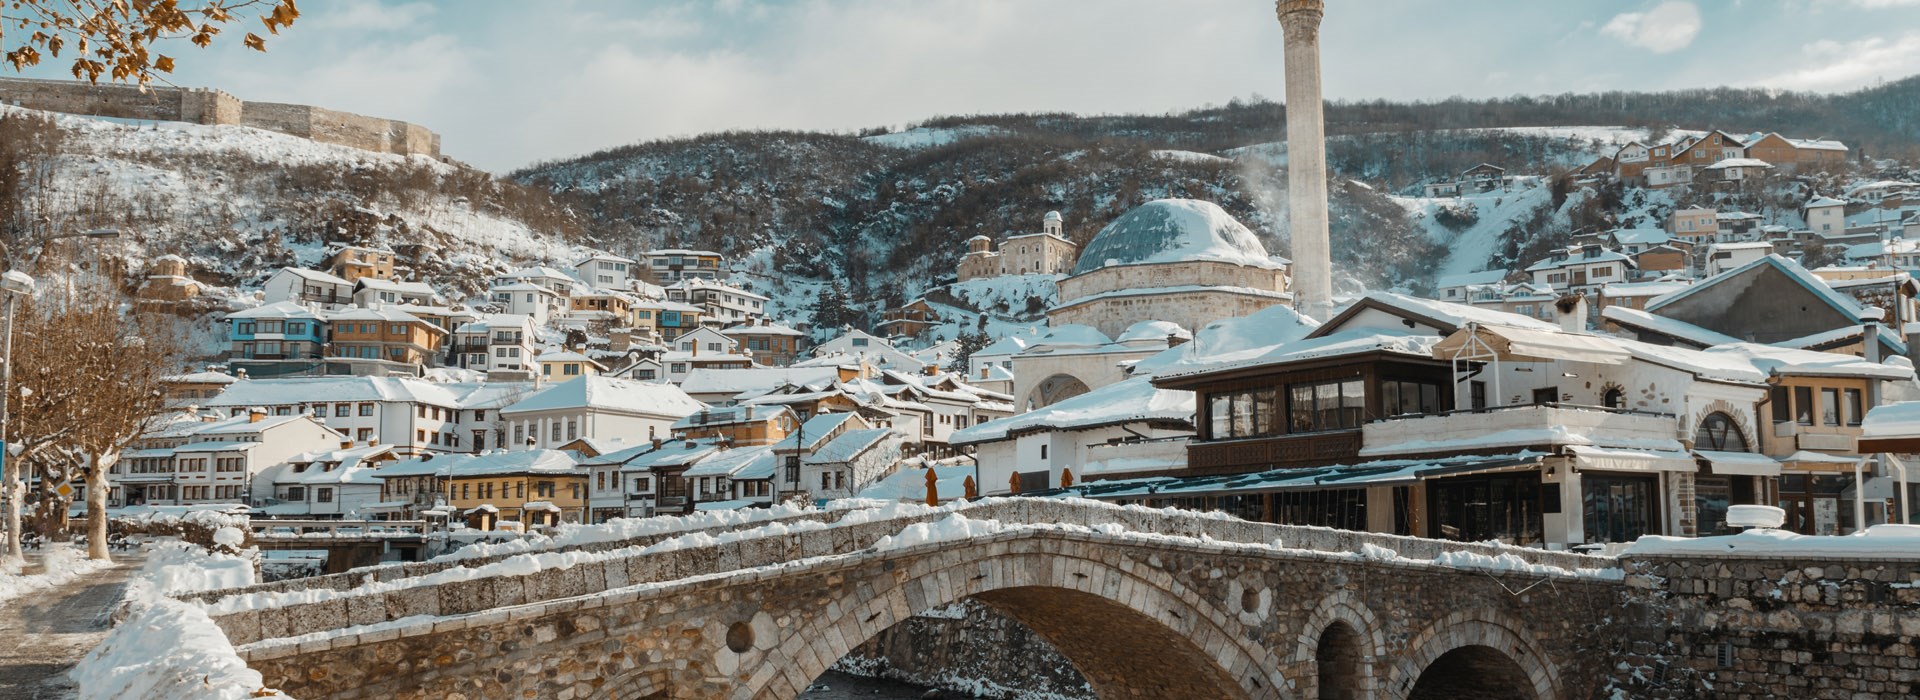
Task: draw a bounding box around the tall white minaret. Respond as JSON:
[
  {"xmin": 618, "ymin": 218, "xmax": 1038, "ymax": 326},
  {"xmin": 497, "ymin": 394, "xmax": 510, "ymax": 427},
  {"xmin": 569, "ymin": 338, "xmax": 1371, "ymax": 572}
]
[{"xmin": 1278, "ymin": 0, "xmax": 1332, "ymax": 320}]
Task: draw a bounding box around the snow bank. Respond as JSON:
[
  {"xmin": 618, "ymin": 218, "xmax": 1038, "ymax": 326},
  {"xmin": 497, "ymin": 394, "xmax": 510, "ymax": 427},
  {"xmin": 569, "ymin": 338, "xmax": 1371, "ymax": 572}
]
[
  {"xmin": 428, "ymin": 500, "xmax": 823, "ymax": 563},
  {"xmin": 0, "ymin": 545, "xmax": 115, "ymax": 609},
  {"xmin": 72, "ymin": 541, "xmax": 281, "ymax": 700},
  {"xmin": 1626, "ymin": 524, "xmax": 1920, "ymax": 558}
]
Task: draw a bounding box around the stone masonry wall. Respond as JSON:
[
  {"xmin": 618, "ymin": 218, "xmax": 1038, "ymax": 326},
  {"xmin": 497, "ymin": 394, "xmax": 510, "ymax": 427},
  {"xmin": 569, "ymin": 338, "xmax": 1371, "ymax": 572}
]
[
  {"xmin": 0, "ymin": 76, "xmax": 438, "ymax": 157},
  {"xmin": 1612, "ymin": 554, "xmax": 1920, "ymax": 699}
]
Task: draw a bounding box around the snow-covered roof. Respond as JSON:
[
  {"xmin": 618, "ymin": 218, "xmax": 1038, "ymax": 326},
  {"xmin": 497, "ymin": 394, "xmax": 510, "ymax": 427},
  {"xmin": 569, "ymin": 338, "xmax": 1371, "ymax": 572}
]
[
  {"xmin": 328, "ymin": 307, "xmax": 446, "ymax": 333},
  {"xmin": 1611, "ymin": 337, "xmax": 1768, "ymax": 384},
  {"xmin": 377, "ymin": 449, "xmax": 580, "ymax": 478},
  {"xmin": 721, "ymin": 321, "xmax": 804, "ymax": 337},
  {"xmin": 856, "ymin": 465, "xmax": 974, "ymax": 503},
  {"xmin": 1029, "ymin": 324, "xmax": 1111, "ymax": 348},
  {"xmin": 454, "ymin": 313, "xmax": 535, "ymax": 334},
  {"xmin": 1787, "ymin": 138, "xmax": 1848, "ymax": 152},
  {"xmin": 1598, "ymin": 281, "xmax": 1692, "ymax": 299},
  {"xmin": 1116, "ymin": 320, "xmax": 1191, "ymax": 344},
  {"xmin": 1158, "ymin": 328, "xmax": 1443, "ymax": 382},
  {"xmin": 972, "ymin": 335, "xmax": 1030, "ymax": 357},
  {"xmin": 1647, "ymin": 255, "xmax": 1883, "ymax": 332},
  {"xmin": 1600, "ymin": 306, "xmax": 1742, "ymax": 348},
  {"xmin": 537, "ymin": 350, "xmax": 604, "ymax": 366},
  {"xmin": 1070, "ymin": 199, "xmax": 1283, "ymax": 275},
  {"xmin": 1524, "ymin": 247, "xmax": 1632, "ymax": 272},
  {"xmin": 273, "ymin": 267, "xmax": 350, "ymax": 286},
  {"xmin": 769, "ymin": 412, "xmax": 858, "ymax": 451},
  {"xmin": 1324, "ymin": 291, "xmax": 1559, "ymax": 336},
  {"xmin": 163, "ymin": 371, "xmax": 238, "ymax": 385},
  {"xmin": 1703, "ymin": 158, "xmax": 1772, "ymax": 170},
  {"xmin": 1806, "ymin": 196, "xmax": 1847, "ymax": 208},
  {"xmin": 1862, "ymin": 401, "xmax": 1920, "ymax": 439},
  {"xmin": 1702, "ymin": 342, "xmax": 1915, "ymax": 381},
  {"xmin": 679, "ymin": 367, "xmax": 846, "ymax": 397},
  {"xmin": 644, "ymin": 248, "xmax": 722, "ymax": 257},
  {"xmin": 682, "ymin": 445, "xmax": 776, "ymax": 478},
  {"xmin": 226, "ymin": 301, "xmax": 326, "ymax": 321},
  {"xmin": 355, "ymin": 278, "xmax": 437, "ymax": 296},
  {"xmin": 501, "ymin": 376, "xmax": 706, "ymax": 418},
  {"xmin": 670, "ymin": 404, "xmax": 789, "ymax": 430},
  {"xmin": 952, "ymin": 377, "xmax": 1189, "ymax": 446},
  {"xmin": 804, "ymin": 428, "xmax": 896, "ymax": 465}
]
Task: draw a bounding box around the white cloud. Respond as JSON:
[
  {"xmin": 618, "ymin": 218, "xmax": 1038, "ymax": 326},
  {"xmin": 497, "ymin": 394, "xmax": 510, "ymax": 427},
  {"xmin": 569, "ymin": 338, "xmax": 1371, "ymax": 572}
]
[
  {"xmin": 1758, "ymin": 31, "xmax": 1920, "ymax": 90},
  {"xmin": 1600, "ymin": 2, "xmax": 1702, "ymax": 53},
  {"xmin": 301, "ymin": 0, "xmax": 437, "ymax": 32},
  {"xmin": 1849, "ymin": 0, "xmax": 1920, "ymax": 7}
]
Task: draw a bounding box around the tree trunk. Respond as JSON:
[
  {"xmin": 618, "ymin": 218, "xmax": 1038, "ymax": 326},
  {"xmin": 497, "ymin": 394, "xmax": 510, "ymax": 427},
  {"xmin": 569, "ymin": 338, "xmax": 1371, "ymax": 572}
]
[{"xmin": 87, "ymin": 452, "xmax": 113, "ymax": 561}]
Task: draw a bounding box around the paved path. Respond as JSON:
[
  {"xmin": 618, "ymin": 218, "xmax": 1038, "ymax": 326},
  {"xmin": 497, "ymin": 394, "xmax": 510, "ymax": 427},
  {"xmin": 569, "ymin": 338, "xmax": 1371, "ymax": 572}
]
[{"xmin": 0, "ymin": 554, "xmax": 135, "ymax": 700}]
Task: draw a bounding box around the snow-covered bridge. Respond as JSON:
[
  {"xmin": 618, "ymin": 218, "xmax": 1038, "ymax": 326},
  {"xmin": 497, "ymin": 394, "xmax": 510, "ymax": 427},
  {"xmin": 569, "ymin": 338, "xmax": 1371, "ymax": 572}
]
[{"xmin": 183, "ymin": 499, "xmax": 1628, "ymax": 699}]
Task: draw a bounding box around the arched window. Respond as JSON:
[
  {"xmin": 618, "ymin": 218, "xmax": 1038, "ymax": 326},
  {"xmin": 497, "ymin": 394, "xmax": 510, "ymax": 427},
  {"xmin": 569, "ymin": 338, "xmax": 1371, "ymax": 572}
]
[
  {"xmin": 1602, "ymin": 387, "xmax": 1625, "ymax": 409},
  {"xmin": 1696, "ymin": 412, "xmax": 1747, "ymax": 452}
]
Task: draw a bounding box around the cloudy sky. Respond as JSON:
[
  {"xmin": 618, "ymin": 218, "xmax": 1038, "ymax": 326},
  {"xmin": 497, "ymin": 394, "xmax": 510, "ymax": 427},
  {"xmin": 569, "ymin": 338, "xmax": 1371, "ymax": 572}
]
[{"xmin": 18, "ymin": 0, "xmax": 1920, "ymax": 171}]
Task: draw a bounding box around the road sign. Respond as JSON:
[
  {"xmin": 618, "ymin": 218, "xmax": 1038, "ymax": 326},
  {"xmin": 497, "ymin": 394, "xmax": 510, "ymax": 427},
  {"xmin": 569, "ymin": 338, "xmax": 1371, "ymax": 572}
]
[{"xmin": 53, "ymin": 481, "xmax": 72, "ymax": 499}]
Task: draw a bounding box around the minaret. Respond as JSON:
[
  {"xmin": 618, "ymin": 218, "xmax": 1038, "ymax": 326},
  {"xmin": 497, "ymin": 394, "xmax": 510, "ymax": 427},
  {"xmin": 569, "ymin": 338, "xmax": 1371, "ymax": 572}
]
[{"xmin": 1277, "ymin": 0, "xmax": 1332, "ymax": 320}]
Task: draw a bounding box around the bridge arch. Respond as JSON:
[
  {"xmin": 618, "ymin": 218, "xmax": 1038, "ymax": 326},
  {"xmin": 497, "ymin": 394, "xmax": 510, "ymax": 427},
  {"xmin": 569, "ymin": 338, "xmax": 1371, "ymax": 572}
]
[
  {"xmin": 724, "ymin": 542, "xmax": 1294, "ymax": 700},
  {"xmin": 1382, "ymin": 610, "xmax": 1559, "ymax": 700},
  {"xmin": 1290, "ymin": 591, "xmax": 1387, "ymax": 700}
]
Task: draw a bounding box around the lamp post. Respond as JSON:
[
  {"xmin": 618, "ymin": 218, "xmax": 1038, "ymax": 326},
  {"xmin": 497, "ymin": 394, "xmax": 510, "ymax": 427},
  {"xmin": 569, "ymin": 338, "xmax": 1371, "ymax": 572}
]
[{"xmin": 1, "ymin": 270, "xmax": 35, "ymax": 563}]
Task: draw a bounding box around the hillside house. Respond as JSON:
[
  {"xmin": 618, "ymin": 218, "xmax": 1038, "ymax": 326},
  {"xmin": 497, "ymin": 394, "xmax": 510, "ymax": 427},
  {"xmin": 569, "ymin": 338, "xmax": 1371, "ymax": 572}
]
[
  {"xmin": 722, "ymin": 319, "xmax": 807, "ymax": 366},
  {"xmin": 375, "ymin": 449, "xmax": 587, "ymax": 525},
  {"xmin": 262, "ymin": 267, "xmax": 354, "ymax": 311},
  {"xmin": 1434, "ymin": 269, "xmax": 1509, "ymax": 302},
  {"xmin": 136, "ymin": 254, "xmax": 203, "ymax": 303},
  {"xmin": 1741, "ymin": 132, "xmax": 1848, "ymax": 172},
  {"xmin": 352, "ymin": 278, "xmax": 437, "ymax": 307},
  {"xmin": 537, "ymin": 350, "xmax": 607, "ymax": 382},
  {"xmin": 1704, "ymin": 242, "xmax": 1774, "ymax": 276},
  {"xmin": 325, "ymin": 308, "xmax": 449, "ymax": 376},
  {"xmin": 323, "ymin": 245, "xmax": 396, "ymax": 282},
  {"xmin": 258, "ymin": 444, "xmax": 397, "ymax": 518},
  {"xmin": 450, "ymin": 314, "xmax": 538, "ymax": 377},
  {"xmin": 1525, "ymin": 244, "xmax": 1635, "ymax": 293},
  {"xmin": 638, "ymin": 249, "xmax": 723, "ymax": 284},
  {"xmin": 488, "ymin": 282, "xmax": 562, "ymax": 326},
  {"xmin": 1805, "ymin": 196, "xmax": 1848, "ymax": 234},
  {"xmin": 671, "ymin": 404, "xmax": 796, "ymax": 447},
  {"xmin": 574, "ymin": 251, "xmax": 636, "ymax": 291},
  {"xmin": 1668, "ymin": 207, "xmax": 1718, "ymax": 244},
  {"xmin": 498, "ymin": 376, "xmax": 706, "ymax": 450},
  {"xmin": 1460, "ymin": 163, "xmax": 1507, "ymax": 192},
  {"xmin": 227, "ymin": 302, "xmax": 329, "ymax": 378},
  {"xmin": 666, "ymin": 278, "xmax": 767, "ymax": 327},
  {"xmin": 112, "ymin": 411, "xmax": 346, "ymax": 508}
]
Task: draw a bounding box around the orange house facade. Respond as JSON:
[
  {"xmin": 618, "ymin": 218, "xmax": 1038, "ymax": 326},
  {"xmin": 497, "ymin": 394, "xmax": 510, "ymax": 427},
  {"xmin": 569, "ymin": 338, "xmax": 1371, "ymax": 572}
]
[{"xmin": 327, "ymin": 308, "xmax": 448, "ymax": 375}]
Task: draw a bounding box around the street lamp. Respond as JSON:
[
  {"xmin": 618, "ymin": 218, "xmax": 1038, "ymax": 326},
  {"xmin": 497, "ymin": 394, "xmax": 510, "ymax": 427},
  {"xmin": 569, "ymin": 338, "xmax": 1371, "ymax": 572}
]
[{"xmin": 0, "ymin": 270, "xmax": 34, "ymax": 563}]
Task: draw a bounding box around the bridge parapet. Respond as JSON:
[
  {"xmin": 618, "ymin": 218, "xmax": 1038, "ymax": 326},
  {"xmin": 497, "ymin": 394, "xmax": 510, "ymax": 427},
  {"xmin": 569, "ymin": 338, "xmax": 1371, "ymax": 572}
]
[{"xmin": 202, "ymin": 498, "xmax": 1617, "ymax": 650}]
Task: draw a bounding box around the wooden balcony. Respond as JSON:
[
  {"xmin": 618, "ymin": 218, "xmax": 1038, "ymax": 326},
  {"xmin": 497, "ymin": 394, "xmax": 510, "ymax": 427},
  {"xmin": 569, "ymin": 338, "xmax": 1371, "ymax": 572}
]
[{"xmin": 1187, "ymin": 430, "xmax": 1362, "ymax": 475}]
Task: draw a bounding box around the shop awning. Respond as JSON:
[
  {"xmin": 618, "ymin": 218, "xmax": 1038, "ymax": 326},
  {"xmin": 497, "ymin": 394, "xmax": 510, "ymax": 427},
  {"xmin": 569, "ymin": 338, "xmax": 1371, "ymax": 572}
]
[
  {"xmin": 1779, "ymin": 450, "xmax": 1862, "ymax": 473},
  {"xmin": 1565, "ymin": 444, "xmax": 1696, "ymax": 472},
  {"xmin": 356, "ymin": 501, "xmax": 409, "ymax": 513},
  {"xmin": 1433, "ymin": 324, "xmax": 1631, "ymax": 365},
  {"xmin": 1694, "ymin": 450, "xmax": 1781, "ymax": 476}
]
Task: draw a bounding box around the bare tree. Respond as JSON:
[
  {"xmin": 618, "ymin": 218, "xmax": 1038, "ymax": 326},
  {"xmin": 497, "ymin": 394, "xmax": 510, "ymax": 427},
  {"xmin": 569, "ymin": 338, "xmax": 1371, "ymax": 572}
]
[
  {"xmin": 2, "ymin": 0, "xmax": 299, "ymax": 84},
  {"xmin": 11, "ymin": 274, "xmax": 178, "ymax": 559}
]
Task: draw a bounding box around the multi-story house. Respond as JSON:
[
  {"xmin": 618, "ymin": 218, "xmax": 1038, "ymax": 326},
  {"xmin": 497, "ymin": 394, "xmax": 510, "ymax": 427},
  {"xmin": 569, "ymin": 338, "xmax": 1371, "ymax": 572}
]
[
  {"xmin": 1742, "ymin": 132, "xmax": 1848, "ymax": 173},
  {"xmin": 259, "ymin": 444, "xmax": 397, "ymax": 518},
  {"xmin": 589, "ymin": 439, "xmax": 723, "ymax": 517},
  {"xmin": 351, "ymin": 278, "xmax": 437, "ymax": 307},
  {"xmin": 498, "ymin": 376, "xmax": 707, "ymax": 451},
  {"xmin": 1667, "ymin": 208, "xmax": 1718, "ymax": 245},
  {"xmin": 492, "ymin": 266, "xmax": 578, "ymax": 298},
  {"xmin": 671, "ymin": 404, "xmax": 796, "ymax": 446},
  {"xmin": 721, "ymin": 319, "xmax": 807, "ymax": 366},
  {"xmin": 639, "ymin": 249, "xmax": 724, "ymax": 284},
  {"xmin": 203, "ymin": 377, "xmax": 478, "ymax": 457},
  {"xmin": 374, "ymin": 449, "xmax": 587, "ymax": 525},
  {"xmin": 565, "ymin": 291, "xmax": 638, "ymax": 326},
  {"xmin": 111, "ymin": 410, "xmax": 345, "ymax": 508},
  {"xmin": 537, "ymin": 350, "xmax": 606, "ymax": 382},
  {"xmin": 1704, "ymin": 242, "xmax": 1774, "ymax": 276},
  {"xmin": 262, "ymin": 267, "xmax": 354, "ymax": 311},
  {"xmin": 1525, "ymin": 244, "xmax": 1635, "ymax": 293},
  {"xmin": 227, "ymin": 302, "xmax": 329, "ymax": 378},
  {"xmin": 574, "ymin": 252, "xmax": 636, "ymax": 291},
  {"xmin": 323, "ymin": 244, "xmax": 397, "ymax": 282},
  {"xmin": 449, "ymin": 314, "xmax": 537, "ymax": 377},
  {"xmin": 326, "ymin": 307, "xmax": 448, "ymax": 376},
  {"xmin": 667, "ymin": 278, "xmax": 768, "ymax": 327},
  {"xmin": 488, "ymin": 282, "xmax": 563, "ymax": 326},
  {"xmin": 1805, "ymin": 196, "xmax": 1847, "ymax": 235},
  {"xmin": 628, "ymin": 297, "xmax": 703, "ymax": 343}
]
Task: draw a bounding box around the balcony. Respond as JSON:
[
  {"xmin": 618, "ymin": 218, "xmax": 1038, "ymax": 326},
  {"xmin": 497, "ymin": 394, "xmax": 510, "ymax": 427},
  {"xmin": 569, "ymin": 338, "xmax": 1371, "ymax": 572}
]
[
  {"xmin": 1188, "ymin": 431, "xmax": 1361, "ymax": 475},
  {"xmin": 1361, "ymin": 403, "xmax": 1676, "ymax": 459},
  {"xmin": 1769, "ymin": 421, "xmax": 1860, "ymax": 453}
]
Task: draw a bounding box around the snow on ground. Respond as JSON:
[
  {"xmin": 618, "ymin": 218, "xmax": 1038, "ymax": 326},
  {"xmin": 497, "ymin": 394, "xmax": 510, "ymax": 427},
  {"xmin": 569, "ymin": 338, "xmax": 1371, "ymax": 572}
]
[
  {"xmin": 1151, "ymin": 149, "xmax": 1230, "ymax": 164},
  {"xmin": 1393, "ymin": 178, "xmax": 1553, "ymax": 281},
  {"xmin": 0, "ymin": 545, "xmax": 115, "ymax": 609},
  {"xmin": 861, "ymin": 125, "xmax": 1007, "ymax": 149},
  {"xmin": 904, "ymin": 274, "xmax": 1057, "ymax": 348},
  {"xmin": 72, "ymin": 541, "xmax": 279, "ymax": 700}
]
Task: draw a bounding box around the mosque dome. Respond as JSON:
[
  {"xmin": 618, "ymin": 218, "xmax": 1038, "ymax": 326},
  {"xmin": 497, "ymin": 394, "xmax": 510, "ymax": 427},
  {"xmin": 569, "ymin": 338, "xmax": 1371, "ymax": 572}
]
[
  {"xmin": 1069, "ymin": 199, "xmax": 1280, "ymax": 275},
  {"xmin": 1044, "ymin": 210, "xmax": 1063, "ymax": 222}
]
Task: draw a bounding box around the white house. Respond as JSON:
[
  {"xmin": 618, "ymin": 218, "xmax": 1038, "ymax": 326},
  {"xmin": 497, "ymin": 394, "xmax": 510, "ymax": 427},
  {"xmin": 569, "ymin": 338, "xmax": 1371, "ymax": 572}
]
[
  {"xmin": 1806, "ymin": 196, "xmax": 1847, "ymax": 234},
  {"xmin": 1704, "ymin": 242, "xmax": 1775, "ymax": 277},
  {"xmin": 203, "ymin": 377, "xmax": 513, "ymax": 457},
  {"xmin": 574, "ymin": 251, "xmax": 637, "ymax": 292},
  {"xmin": 666, "ymin": 278, "xmax": 768, "ymax": 326},
  {"xmin": 538, "ymin": 350, "xmax": 607, "ymax": 382},
  {"xmin": 1434, "ymin": 270, "xmax": 1510, "ymax": 302},
  {"xmin": 262, "ymin": 267, "xmax": 355, "ymax": 311},
  {"xmin": 352, "ymin": 278, "xmax": 438, "ymax": 307},
  {"xmin": 1525, "ymin": 244, "xmax": 1635, "ymax": 292},
  {"xmin": 116, "ymin": 411, "xmax": 347, "ymax": 507},
  {"xmin": 798, "ymin": 427, "xmax": 903, "ymax": 502},
  {"xmin": 451, "ymin": 314, "xmax": 539, "ymax": 377},
  {"xmin": 498, "ymin": 376, "xmax": 707, "ymax": 450},
  {"xmin": 258, "ymin": 444, "xmax": 396, "ymax": 517},
  {"xmin": 489, "ymin": 282, "xmax": 563, "ymax": 325}
]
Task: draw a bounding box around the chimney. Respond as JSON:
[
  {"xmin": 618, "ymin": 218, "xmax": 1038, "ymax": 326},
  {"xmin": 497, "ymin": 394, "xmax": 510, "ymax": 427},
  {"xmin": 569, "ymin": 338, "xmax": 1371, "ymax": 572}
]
[
  {"xmin": 1554, "ymin": 294, "xmax": 1588, "ymax": 334},
  {"xmin": 923, "ymin": 363, "xmax": 939, "ymax": 377},
  {"xmin": 652, "ymin": 437, "xmax": 664, "ymax": 450},
  {"xmin": 248, "ymin": 407, "xmax": 267, "ymax": 423}
]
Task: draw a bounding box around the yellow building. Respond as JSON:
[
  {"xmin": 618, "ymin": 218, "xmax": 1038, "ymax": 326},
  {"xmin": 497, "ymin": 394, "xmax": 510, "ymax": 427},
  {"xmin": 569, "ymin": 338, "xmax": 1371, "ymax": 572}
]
[
  {"xmin": 374, "ymin": 449, "xmax": 587, "ymax": 526},
  {"xmin": 325, "ymin": 245, "xmax": 397, "ymax": 282}
]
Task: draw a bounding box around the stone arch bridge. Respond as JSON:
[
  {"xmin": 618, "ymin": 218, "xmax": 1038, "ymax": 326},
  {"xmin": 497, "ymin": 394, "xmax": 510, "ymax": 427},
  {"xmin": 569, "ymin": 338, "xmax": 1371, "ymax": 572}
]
[{"xmin": 189, "ymin": 500, "xmax": 1626, "ymax": 699}]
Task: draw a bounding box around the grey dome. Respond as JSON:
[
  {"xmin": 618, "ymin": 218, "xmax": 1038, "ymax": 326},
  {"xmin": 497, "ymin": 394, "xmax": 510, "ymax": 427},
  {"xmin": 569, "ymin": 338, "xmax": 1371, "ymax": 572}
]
[{"xmin": 1070, "ymin": 199, "xmax": 1278, "ymax": 276}]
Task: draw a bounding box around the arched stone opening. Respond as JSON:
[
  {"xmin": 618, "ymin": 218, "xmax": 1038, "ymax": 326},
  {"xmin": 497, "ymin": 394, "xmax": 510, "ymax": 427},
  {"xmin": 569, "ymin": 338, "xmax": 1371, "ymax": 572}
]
[
  {"xmin": 1405, "ymin": 645, "xmax": 1536, "ymax": 700},
  {"xmin": 1026, "ymin": 373, "xmax": 1092, "ymax": 410},
  {"xmin": 1316, "ymin": 621, "xmax": 1363, "ymax": 700},
  {"xmin": 731, "ymin": 548, "xmax": 1293, "ymax": 700}
]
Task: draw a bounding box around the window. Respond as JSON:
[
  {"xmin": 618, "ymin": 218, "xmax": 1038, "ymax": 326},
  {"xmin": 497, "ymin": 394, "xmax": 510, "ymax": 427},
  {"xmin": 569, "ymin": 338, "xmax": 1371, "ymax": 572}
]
[
  {"xmin": 287, "ymin": 486, "xmax": 305, "ymax": 501},
  {"xmin": 1696, "ymin": 413, "xmax": 1748, "ymax": 452},
  {"xmin": 1381, "ymin": 380, "xmax": 1441, "ymax": 417},
  {"xmin": 1602, "ymin": 387, "xmax": 1625, "ymax": 409},
  {"xmin": 1793, "ymin": 386, "xmax": 1814, "ymax": 425},
  {"xmin": 1039, "ymin": 444, "xmax": 1048, "ymax": 460},
  {"xmin": 851, "ymin": 338, "xmax": 869, "ymax": 347},
  {"xmin": 670, "ymin": 363, "xmax": 687, "ymax": 374},
  {"xmin": 236, "ymin": 321, "xmax": 256, "ymax": 335},
  {"xmin": 514, "ymin": 424, "xmax": 525, "ymax": 445},
  {"xmin": 1532, "ymin": 387, "xmax": 1559, "ymax": 405},
  {"xmin": 358, "ymin": 428, "xmax": 374, "ymax": 442},
  {"xmin": 551, "ymin": 422, "xmax": 562, "ymax": 441},
  {"xmin": 785, "ymin": 456, "xmax": 800, "ymax": 484},
  {"xmin": 1287, "ymin": 379, "xmax": 1365, "ymax": 434},
  {"xmin": 1770, "ymin": 386, "xmax": 1791, "ymax": 424},
  {"xmin": 473, "ymin": 410, "xmax": 485, "ymax": 422},
  {"xmin": 316, "ymin": 488, "xmax": 333, "ymax": 503},
  {"xmin": 335, "ymin": 404, "xmax": 351, "ymax": 418},
  {"xmin": 1208, "ymin": 388, "xmax": 1278, "ymax": 439},
  {"xmin": 1844, "ymin": 388, "xmax": 1864, "ymax": 427},
  {"xmin": 1821, "ymin": 387, "xmax": 1841, "ymax": 426},
  {"xmin": 567, "ymin": 420, "xmax": 578, "ymax": 441},
  {"xmin": 360, "ymin": 403, "xmax": 375, "ymax": 416}
]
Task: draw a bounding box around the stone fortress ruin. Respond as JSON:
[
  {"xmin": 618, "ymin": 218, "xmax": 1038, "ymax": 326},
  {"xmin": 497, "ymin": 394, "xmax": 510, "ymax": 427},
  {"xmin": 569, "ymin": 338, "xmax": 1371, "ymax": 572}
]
[{"xmin": 0, "ymin": 76, "xmax": 440, "ymax": 158}]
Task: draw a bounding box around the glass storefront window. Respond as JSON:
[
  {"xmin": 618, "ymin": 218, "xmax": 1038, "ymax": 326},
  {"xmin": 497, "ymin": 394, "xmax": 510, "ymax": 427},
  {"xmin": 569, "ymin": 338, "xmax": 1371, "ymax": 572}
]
[{"xmin": 1582, "ymin": 474, "xmax": 1657, "ymax": 543}]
